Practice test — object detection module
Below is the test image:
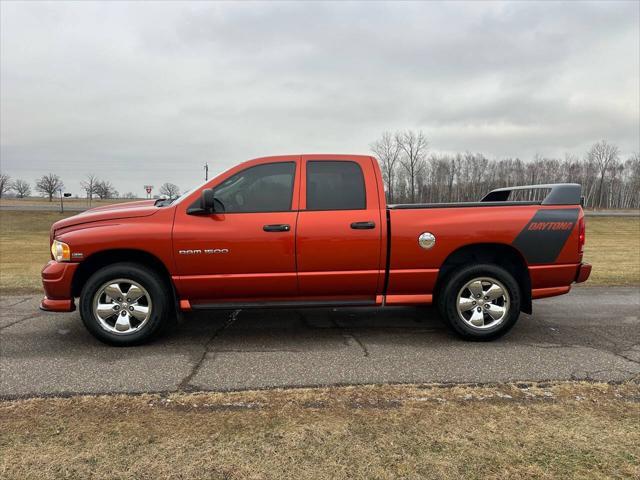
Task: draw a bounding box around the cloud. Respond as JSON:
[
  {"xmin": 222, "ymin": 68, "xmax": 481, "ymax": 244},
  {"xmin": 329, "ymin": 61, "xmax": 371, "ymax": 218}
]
[{"xmin": 1, "ymin": 0, "xmax": 638, "ymax": 195}]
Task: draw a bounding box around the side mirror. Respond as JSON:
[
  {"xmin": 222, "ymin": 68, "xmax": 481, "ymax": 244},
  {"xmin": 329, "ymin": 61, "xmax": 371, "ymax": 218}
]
[
  {"xmin": 187, "ymin": 189, "xmax": 225, "ymax": 215},
  {"xmin": 201, "ymin": 188, "xmax": 215, "ymax": 212}
]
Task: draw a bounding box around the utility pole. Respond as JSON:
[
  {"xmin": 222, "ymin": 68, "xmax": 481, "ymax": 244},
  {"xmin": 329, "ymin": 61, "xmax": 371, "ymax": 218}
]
[
  {"xmin": 204, "ymin": 162, "xmax": 209, "ymax": 181},
  {"xmin": 59, "ymin": 189, "xmax": 71, "ymax": 213}
]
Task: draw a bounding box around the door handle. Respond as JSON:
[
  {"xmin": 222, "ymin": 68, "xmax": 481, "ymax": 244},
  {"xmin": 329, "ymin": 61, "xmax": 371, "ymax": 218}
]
[
  {"xmin": 350, "ymin": 221, "xmax": 376, "ymax": 230},
  {"xmin": 263, "ymin": 224, "xmax": 291, "ymax": 232}
]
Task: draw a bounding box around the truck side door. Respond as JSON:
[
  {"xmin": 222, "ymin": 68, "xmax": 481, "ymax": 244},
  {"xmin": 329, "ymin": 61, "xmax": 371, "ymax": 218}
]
[
  {"xmin": 296, "ymin": 156, "xmax": 383, "ymax": 299},
  {"xmin": 173, "ymin": 158, "xmax": 300, "ymax": 303}
]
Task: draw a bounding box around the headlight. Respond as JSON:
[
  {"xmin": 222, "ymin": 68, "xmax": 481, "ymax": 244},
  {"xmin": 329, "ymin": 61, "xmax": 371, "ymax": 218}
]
[{"xmin": 51, "ymin": 240, "xmax": 71, "ymax": 262}]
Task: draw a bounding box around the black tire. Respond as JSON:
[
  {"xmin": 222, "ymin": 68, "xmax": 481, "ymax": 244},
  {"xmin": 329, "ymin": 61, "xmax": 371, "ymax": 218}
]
[
  {"xmin": 439, "ymin": 264, "xmax": 521, "ymax": 341},
  {"xmin": 435, "ymin": 273, "xmax": 450, "ymax": 319},
  {"xmin": 79, "ymin": 262, "xmax": 171, "ymax": 346}
]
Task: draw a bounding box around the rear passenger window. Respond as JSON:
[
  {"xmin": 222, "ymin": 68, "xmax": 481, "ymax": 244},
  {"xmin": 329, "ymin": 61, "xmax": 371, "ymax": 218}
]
[{"xmin": 306, "ymin": 161, "xmax": 366, "ymax": 210}]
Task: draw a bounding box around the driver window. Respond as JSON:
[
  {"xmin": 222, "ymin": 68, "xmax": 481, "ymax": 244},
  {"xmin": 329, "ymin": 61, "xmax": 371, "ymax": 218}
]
[{"xmin": 212, "ymin": 162, "xmax": 296, "ymax": 213}]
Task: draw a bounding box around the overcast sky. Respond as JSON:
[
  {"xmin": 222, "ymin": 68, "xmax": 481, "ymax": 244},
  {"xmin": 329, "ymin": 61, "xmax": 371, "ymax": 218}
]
[{"xmin": 1, "ymin": 1, "xmax": 638, "ymax": 197}]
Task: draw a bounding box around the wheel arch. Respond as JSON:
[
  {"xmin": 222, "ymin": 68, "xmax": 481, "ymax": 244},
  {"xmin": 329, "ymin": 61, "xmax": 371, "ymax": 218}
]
[
  {"xmin": 435, "ymin": 243, "xmax": 532, "ymax": 314},
  {"xmin": 71, "ymin": 249, "xmax": 175, "ymax": 302}
]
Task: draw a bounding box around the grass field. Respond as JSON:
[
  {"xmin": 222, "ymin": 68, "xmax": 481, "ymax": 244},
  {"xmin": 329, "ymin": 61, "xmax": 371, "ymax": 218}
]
[
  {"xmin": 0, "ymin": 211, "xmax": 69, "ymax": 293},
  {"xmin": 583, "ymin": 216, "xmax": 640, "ymax": 285},
  {"xmin": 0, "ymin": 211, "xmax": 638, "ymax": 294},
  {"xmin": 1, "ymin": 382, "xmax": 638, "ymax": 479}
]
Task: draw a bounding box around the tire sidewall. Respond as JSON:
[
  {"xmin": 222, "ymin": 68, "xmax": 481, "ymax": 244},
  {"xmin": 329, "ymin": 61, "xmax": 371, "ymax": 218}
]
[
  {"xmin": 80, "ymin": 263, "xmax": 168, "ymax": 346},
  {"xmin": 442, "ymin": 264, "xmax": 521, "ymax": 340}
]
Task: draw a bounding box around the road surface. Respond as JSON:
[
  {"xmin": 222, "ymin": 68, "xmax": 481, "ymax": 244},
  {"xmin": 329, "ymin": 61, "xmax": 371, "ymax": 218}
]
[{"xmin": 1, "ymin": 286, "xmax": 638, "ymax": 398}]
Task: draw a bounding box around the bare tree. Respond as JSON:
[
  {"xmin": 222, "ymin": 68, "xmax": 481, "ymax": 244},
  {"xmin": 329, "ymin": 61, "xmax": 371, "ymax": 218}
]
[
  {"xmin": 159, "ymin": 182, "xmax": 180, "ymax": 199},
  {"xmin": 448, "ymin": 154, "xmax": 461, "ymax": 201},
  {"xmin": 369, "ymin": 133, "xmax": 637, "ymax": 208},
  {"xmin": 624, "ymin": 153, "xmax": 640, "ymax": 208},
  {"xmin": 370, "ymin": 132, "xmax": 401, "ymax": 202},
  {"xmin": 35, "ymin": 173, "xmax": 64, "ymax": 202},
  {"xmin": 396, "ymin": 130, "xmax": 428, "ymax": 203},
  {"xmin": 81, "ymin": 174, "xmax": 99, "ymax": 207},
  {"xmin": 12, "ymin": 179, "xmax": 31, "ymax": 198},
  {"xmin": 0, "ymin": 173, "xmax": 11, "ymax": 198},
  {"xmin": 587, "ymin": 140, "xmax": 619, "ymax": 208},
  {"xmin": 122, "ymin": 192, "xmax": 136, "ymax": 199},
  {"xmin": 94, "ymin": 180, "xmax": 117, "ymax": 199}
]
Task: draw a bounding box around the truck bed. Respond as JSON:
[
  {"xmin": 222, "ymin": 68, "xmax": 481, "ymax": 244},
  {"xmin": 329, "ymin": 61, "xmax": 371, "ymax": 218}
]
[
  {"xmin": 388, "ymin": 201, "xmax": 541, "ymax": 209},
  {"xmin": 384, "ymin": 184, "xmax": 585, "ymax": 304}
]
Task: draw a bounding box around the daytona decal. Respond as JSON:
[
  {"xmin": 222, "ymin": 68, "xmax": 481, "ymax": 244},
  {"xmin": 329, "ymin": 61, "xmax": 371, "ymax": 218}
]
[
  {"xmin": 527, "ymin": 222, "xmax": 574, "ymax": 231},
  {"xmin": 512, "ymin": 209, "xmax": 579, "ymax": 264}
]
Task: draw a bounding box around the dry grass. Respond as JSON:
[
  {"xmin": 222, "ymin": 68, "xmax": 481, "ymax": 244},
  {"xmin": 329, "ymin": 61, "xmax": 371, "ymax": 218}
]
[
  {"xmin": 583, "ymin": 216, "xmax": 640, "ymax": 285},
  {"xmin": 0, "ymin": 212, "xmax": 638, "ymax": 294},
  {"xmin": 0, "ymin": 211, "xmax": 69, "ymax": 293},
  {"xmin": 1, "ymin": 381, "xmax": 638, "ymax": 480}
]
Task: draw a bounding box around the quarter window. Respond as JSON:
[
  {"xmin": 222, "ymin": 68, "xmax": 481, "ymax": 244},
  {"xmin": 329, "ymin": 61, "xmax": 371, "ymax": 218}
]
[
  {"xmin": 213, "ymin": 162, "xmax": 296, "ymax": 213},
  {"xmin": 306, "ymin": 161, "xmax": 366, "ymax": 210}
]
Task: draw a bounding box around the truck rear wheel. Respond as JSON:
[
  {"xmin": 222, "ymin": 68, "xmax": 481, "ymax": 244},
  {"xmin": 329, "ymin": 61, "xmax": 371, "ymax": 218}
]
[
  {"xmin": 439, "ymin": 264, "xmax": 521, "ymax": 341},
  {"xmin": 79, "ymin": 262, "xmax": 170, "ymax": 346}
]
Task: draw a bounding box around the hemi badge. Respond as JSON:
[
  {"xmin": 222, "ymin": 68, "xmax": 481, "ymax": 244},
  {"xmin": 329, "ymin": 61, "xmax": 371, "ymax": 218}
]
[{"xmin": 72, "ymin": 252, "xmax": 84, "ymax": 258}]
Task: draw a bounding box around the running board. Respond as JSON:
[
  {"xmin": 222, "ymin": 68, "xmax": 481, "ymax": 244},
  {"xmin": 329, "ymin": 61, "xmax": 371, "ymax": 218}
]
[
  {"xmin": 189, "ymin": 299, "xmax": 379, "ymax": 311},
  {"xmin": 181, "ymin": 294, "xmax": 433, "ymax": 312}
]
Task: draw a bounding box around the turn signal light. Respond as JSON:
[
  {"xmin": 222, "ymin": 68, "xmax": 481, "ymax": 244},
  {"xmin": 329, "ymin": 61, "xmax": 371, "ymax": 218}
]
[{"xmin": 51, "ymin": 240, "xmax": 71, "ymax": 262}]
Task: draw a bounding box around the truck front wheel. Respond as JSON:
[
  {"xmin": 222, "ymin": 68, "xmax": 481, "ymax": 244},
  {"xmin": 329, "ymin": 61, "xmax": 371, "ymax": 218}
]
[
  {"xmin": 79, "ymin": 262, "xmax": 171, "ymax": 346},
  {"xmin": 439, "ymin": 264, "xmax": 521, "ymax": 341}
]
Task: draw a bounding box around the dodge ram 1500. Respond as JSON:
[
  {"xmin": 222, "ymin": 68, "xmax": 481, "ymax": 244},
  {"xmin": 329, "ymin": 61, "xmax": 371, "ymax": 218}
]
[{"xmin": 41, "ymin": 154, "xmax": 591, "ymax": 345}]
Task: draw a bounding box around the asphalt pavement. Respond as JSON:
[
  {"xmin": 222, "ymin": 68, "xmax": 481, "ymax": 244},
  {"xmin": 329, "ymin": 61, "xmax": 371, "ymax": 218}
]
[{"xmin": 1, "ymin": 286, "xmax": 639, "ymax": 398}]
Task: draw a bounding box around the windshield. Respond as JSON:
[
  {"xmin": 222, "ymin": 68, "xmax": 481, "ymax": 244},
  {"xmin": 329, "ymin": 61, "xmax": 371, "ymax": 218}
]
[{"xmin": 161, "ymin": 179, "xmax": 210, "ymax": 206}]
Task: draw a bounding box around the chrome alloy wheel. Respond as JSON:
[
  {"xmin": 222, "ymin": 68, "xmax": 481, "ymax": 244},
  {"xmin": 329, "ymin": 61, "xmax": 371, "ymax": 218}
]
[
  {"xmin": 456, "ymin": 277, "xmax": 509, "ymax": 330},
  {"xmin": 92, "ymin": 279, "xmax": 152, "ymax": 335}
]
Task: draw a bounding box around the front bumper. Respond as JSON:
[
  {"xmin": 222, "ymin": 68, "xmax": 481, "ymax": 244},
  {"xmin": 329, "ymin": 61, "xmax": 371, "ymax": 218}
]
[
  {"xmin": 575, "ymin": 262, "xmax": 592, "ymax": 283},
  {"xmin": 40, "ymin": 261, "xmax": 79, "ymax": 312}
]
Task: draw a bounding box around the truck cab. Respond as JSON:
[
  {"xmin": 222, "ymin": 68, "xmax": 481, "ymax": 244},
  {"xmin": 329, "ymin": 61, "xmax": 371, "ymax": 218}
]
[{"xmin": 174, "ymin": 154, "xmax": 386, "ymax": 305}]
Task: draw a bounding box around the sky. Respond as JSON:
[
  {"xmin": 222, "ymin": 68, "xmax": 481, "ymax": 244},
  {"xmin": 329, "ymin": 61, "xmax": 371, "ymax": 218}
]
[{"xmin": 1, "ymin": 1, "xmax": 639, "ymax": 197}]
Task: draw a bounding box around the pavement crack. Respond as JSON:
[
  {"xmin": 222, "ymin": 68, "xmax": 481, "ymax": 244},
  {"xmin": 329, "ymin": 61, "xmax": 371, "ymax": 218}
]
[
  {"xmin": 2, "ymin": 297, "xmax": 30, "ymax": 308},
  {"xmin": 0, "ymin": 312, "xmax": 40, "ymax": 331},
  {"xmin": 520, "ymin": 342, "xmax": 640, "ymax": 365},
  {"xmin": 522, "ymin": 342, "xmax": 640, "ymax": 367},
  {"xmin": 330, "ymin": 317, "xmax": 369, "ymax": 357},
  {"xmin": 519, "ymin": 343, "xmax": 570, "ymax": 349},
  {"xmin": 611, "ymin": 351, "xmax": 640, "ymax": 365},
  {"xmin": 350, "ymin": 332, "xmax": 369, "ymax": 357},
  {"xmin": 217, "ymin": 349, "xmax": 301, "ymax": 353},
  {"xmin": 297, "ymin": 311, "xmax": 316, "ymax": 329},
  {"xmin": 177, "ymin": 309, "xmax": 240, "ymax": 391}
]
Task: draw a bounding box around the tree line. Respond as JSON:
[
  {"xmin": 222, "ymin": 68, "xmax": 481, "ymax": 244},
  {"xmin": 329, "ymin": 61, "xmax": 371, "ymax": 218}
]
[
  {"xmin": 0, "ymin": 173, "xmax": 181, "ymax": 203},
  {"xmin": 2, "ymin": 138, "xmax": 638, "ymax": 209},
  {"xmin": 371, "ymin": 131, "xmax": 640, "ymax": 209}
]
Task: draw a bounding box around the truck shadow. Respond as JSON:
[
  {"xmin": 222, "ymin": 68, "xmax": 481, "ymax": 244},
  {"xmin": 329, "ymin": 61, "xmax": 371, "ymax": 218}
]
[
  {"xmin": 174, "ymin": 306, "xmax": 455, "ymax": 349},
  {"xmin": 4, "ymin": 305, "xmax": 539, "ymax": 360}
]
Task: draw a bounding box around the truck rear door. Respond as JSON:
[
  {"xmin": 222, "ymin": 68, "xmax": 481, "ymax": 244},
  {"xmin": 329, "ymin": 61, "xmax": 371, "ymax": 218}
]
[{"xmin": 296, "ymin": 156, "xmax": 383, "ymax": 299}]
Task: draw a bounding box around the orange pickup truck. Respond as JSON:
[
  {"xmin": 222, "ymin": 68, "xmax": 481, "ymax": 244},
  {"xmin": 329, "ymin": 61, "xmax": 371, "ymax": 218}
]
[{"xmin": 42, "ymin": 154, "xmax": 591, "ymax": 345}]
